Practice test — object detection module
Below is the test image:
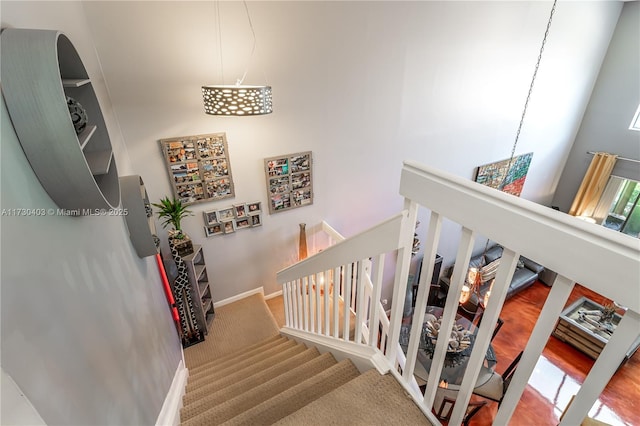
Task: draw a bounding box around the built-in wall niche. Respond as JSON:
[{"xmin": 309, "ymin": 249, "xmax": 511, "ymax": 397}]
[
  {"xmin": 203, "ymin": 201, "xmax": 262, "ymax": 237},
  {"xmin": 264, "ymin": 151, "xmax": 313, "ymax": 214},
  {"xmin": 1, "ymin": 28, "xmax": 120, "ymax": 211},
  {"xmin": 159, "ymin": 133, "xmax": 235, "ymax": 206}
]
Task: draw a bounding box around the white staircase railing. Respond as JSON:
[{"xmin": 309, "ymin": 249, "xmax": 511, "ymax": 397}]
[{"xmin": 277, "ymin": 161, "xmax": 640, "ymax": 426}]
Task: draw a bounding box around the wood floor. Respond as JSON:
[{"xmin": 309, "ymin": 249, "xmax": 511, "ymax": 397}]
[
  {"xmin": 266, "ymin": 282, "xmax": 638, "ymax": 425},
  {"xmin": 468, "ymin": 281, "xmax": 639, "ymax": 426}
]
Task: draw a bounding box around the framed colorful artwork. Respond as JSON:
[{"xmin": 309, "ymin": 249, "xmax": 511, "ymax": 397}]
[{"xmin": 474, "ymin": 153, "xmax": 533, "ymax": 197}]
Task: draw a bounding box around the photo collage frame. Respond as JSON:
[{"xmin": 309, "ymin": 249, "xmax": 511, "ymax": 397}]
[
  {"xmin": 264, "ymin": 151, "xmax": 313, "ymax": 214},
  {"xmin": 203, "ymin": 201, "xmax": 262, "ymax": 237},
  {"xmin": 160, "ymin": 132, "xmax": 235, "ymax": 205}
]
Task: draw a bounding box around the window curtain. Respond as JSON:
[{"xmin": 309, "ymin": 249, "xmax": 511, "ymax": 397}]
[{"xmin": 569, "ymin": 152, "xmax": 618, "ymax": 217}]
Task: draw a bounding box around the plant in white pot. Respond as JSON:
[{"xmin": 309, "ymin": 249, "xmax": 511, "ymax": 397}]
[{"xmin": 153, "ymin": 196, "xmax": 194, "ymax": 256}]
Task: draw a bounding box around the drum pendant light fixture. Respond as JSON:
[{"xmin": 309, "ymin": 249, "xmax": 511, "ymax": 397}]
[{"xmin": 202, "ymin": 1, "xmax": 272, "ymax": 116}]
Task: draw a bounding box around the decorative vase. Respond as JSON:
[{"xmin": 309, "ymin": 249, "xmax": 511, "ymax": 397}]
[
  {"xmin": 66, "ymin": 96, "xmax": 88, "ymax": 135},
  {"xmin": 298, "ymin": 223, "xmax": 308, "ymax": 261},
  {"xmin": 169, "ymin": 230, "xmax": 194, "ymax": 257}
]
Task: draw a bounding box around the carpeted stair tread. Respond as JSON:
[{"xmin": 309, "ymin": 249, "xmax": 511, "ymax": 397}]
[
  {"xmin": 183, "ymin": 343, "xmax": 307, "ymax": 405},
  {"xmin": 274, "ymin": 369, "xmax": 430, "ymax": 425},
  {"xmin": 181, "ymin": 352, "xmax": 343, "ymax": 426},
  {"xmin": 184, "ymin": 294, "xmax": 280, "ymax": 370},
  {"xmin": 187, "ymin": 339, "xmax": 295, "ymax": 389},
  {"xmin": 181, "ymin": 348, "xmax": 325, "ymax": 421},
  {"xmin": 221, "ymin": 358, "xmax": 360, "ymax": 426},
  {"xmin": 189, "ymin": 335, "xmax": 286, "ymax": 376}
]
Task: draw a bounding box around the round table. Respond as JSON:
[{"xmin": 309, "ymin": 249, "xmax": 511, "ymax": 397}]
[{"xmin": 400, "ymin": 305, "xmax": 497, "ymax": 390}]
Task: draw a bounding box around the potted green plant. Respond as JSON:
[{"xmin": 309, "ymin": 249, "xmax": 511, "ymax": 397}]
[{"xmin": 153, "ymin": 196, "xmax": 194, "ymax": 256}]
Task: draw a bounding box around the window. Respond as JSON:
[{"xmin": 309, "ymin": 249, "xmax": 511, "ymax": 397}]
[
  {"xmin": 630, "ymin": 104, "xmax": 640, "ymax": 131},
  {"xmin": 599, "ymin": 177, "xmax": 640, "ymax": 238}
]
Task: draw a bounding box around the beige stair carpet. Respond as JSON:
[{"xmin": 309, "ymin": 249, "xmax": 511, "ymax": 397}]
[
  {"xmin": 183, "ymin": 343, "xmax": 307, "ymax": 405},
  {"xmin": 180, "ymin": 293, "xmax": 432, "ymax": 426},
  {"xmin": 189, "ymin": 336, "xmax": 288, "ymax": 380},
  {"xmin": 187, "ymin": 339, "xmax": 297, "ymax": 391},
  {"xmin": 274, "ymin": 369, "xmax": 431, "ymax": 425},
  {"xmin": 184, "ymin": 293, "xmax": 280, "ymax": 369},
  {"xmin": 221, "ymin": 358, "xmax": 360, "ymax": 426},
  {"xmin": 182, "ymin": 352, "xmax": 344, "ymax": 426},
  {"xmin": 181, "ymin": 348, "xmax": 324, "ymax": 422}
]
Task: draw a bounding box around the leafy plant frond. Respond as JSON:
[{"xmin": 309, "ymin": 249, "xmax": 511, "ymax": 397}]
[{"xmin": 152, "ymin": 196, "xmax": 193, "ymax": 231}]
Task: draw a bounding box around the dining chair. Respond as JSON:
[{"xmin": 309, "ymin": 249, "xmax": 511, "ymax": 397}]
[
  {"xmin": 472, "ymin": 350, "xmax": 523, "ymax": 406},
  {"xmin": 491, "ymin": 317, "xmax": 504, "ymax": 341},
  {"xmin": 436, "ymin": 395, "xmax": 487, "ymax": 425},
  {"xmin": 475, "ymin": 312, "xmax": 505, "ymax": 342}
]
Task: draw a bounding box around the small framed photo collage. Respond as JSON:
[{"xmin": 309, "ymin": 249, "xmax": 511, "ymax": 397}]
[
  {"xmin": 264, "ymin": 151, "xmax": 313, "ymax": 214},
  {"xmin": 159, "ymin": 132, "xmax": 235, "ymax": 206},
  {"xmin": 203, "ymin": 201, "xmax": 262, "ymax": 237}
]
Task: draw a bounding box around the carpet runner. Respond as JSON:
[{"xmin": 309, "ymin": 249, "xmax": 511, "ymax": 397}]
[{"xmin": 180, "ymin": 293, "xmax": 431, "ymax": 425}]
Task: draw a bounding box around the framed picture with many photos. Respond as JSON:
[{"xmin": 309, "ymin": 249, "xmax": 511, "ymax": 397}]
[
  {"xmin": 203, "ymin": 201, "xmax": 263, "ymax": 237},
  {"xmin": 264, "ymin": 151, "xmax": 313, "ymax": 214},
  {"xmin": 159, "ymin": 132, "xmax": 235, "ymax": 205}
]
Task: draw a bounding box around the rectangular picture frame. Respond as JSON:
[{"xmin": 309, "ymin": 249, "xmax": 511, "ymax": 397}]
[
  {"xmin": 250, "ymin": 213, "xmax": 262, "ymax": 227},
  {"xmin": 203, "ymin": 210, "xmax": 218, "ymax": 225},
  {"xmin": 160, "ymin": 132, "xmax": 235, "ymax": 205},
  {"xmin": 264, "ymin": 151, "xmax": 313, "ymax": 214},
  {"xmin": 474, "ymin": 152, "xmax": 533, "ymax": 197},
  {"xmin": 204, "ymin": 223, "xmax": 224, "ymax": 237},
  {"xmin": 217, "ymin": 206, "xmax": 235, "ymax": 222},
  {"xmin": 236, "ymin": 218, "xmax": 251, "ymax": 230},
  {"xmin": 222, "ymin": 220, "xmax": 236, "ymax": 234},
  {"xmin": 234, "ymin": 203, "xmax": 247, "ymax": 219},
  {"xmin": 247, "ymin": 201, "xmax": 262, "ymax": 214}
]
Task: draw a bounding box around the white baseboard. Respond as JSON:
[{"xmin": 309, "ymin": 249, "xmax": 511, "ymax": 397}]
[
  {"xmin": 155, "ymin": 360, "xmax": 188, "ymax": 426},
  {"xmin": 213, "ymin": 287, "xmax": 265, "ymax": 308},
  {"xmin": 264, "ymin": 289, "xmax": 282, "ymax": 300}
]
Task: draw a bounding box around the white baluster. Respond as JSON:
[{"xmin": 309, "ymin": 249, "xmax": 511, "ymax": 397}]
[
  {"xmin": 495, "ymin": 274, "xmax": 575, "ymax": 424},
  {"xmin": 291, "ymin": 280, "xmax": 300, "ymax": 329},
  {"xmin": 423, "ymin": 226, "xmax": 475, "ymax": 410},
  {"xmin": 403, "ymin": 212, "xmax": 442, "ymax": 383},
  {"xmin": 354, "ymin": 260, "xmax": 366, "ymax": 344},
  {"xmin": 343, "ymin": 263, "xmax": 353, "ymax": 341},
  {"xmin": 333, "ymin": 267, "xmax": 341, "ymax": 338},
  {"xmin": 315, "ymin": 272, "xmax": 322, "ymax": 334},
  {"xmin": 283, "ymin": 282, "xmax": 291, "ymax": 327},
  {"xmin": 369, "ymin": 254, "xmax": 386, "ymax": 348}
]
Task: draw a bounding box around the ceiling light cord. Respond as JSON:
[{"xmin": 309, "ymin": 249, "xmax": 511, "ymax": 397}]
[
  {"xmin": 499, "ymin": 0, "xmax": 557, "ymax": 190},
  {"xmin": 238, "ymin": 0, "xmax": 264, "ymax": 86},
  {"xmin": 216, "ymin": 0, "xmax": 224, "ymax": 84},
  {"xmin": 202, "ymin": 0, "xmax": 272, "ymax": 115}
]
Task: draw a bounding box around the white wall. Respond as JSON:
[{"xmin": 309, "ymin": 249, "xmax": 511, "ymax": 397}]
[
  {"xmin": 81, "ymin": 1, "xmax": 621, "ymax": 303},
  {"xmin": 553, "ymin": 1, "xmax": 640, "ymax": 211},
  {"xmin": 0, "ymin": 1, "xmax": 183, "ymax": 425}
]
